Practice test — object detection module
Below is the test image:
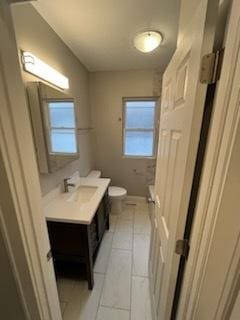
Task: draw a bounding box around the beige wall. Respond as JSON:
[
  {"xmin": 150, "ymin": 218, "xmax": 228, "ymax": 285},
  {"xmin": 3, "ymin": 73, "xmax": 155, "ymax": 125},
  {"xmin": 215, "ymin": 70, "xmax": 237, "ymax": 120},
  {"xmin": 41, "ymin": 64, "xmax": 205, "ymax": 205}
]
[
  {"xmin": 177, "ymin": 0, "xmax": 199, "ymax": 45},
  {"xmin": 178, "ymin": 0, "xmax": 230, "ymax": 46},
  {"xmin": 11, "ymin": 4, "xmax": 93, "ymax": 195},
  {"xmin": 89, "ymin": 70, "xmax": 162, "ymax": 196}
]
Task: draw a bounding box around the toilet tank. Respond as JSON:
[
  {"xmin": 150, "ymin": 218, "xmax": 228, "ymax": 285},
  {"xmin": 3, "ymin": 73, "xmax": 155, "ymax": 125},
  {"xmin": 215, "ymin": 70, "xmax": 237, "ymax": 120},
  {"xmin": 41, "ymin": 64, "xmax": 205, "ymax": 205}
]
[{"xmin": 87, "ymin": 170, "xmax": 101, "ymax": 178}]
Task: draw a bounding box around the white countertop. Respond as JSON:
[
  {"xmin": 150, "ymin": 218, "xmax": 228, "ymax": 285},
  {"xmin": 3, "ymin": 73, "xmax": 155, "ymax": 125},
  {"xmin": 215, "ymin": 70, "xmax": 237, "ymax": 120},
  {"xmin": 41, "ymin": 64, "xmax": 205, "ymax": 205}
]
[{"xmin": 43, "ymin": 177, "xmax": 111, "ymax": 225}]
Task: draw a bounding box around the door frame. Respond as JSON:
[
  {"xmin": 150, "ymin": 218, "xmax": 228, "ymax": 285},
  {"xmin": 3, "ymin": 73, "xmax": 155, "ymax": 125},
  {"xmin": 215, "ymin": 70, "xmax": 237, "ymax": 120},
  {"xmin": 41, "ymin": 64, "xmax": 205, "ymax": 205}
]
[
  {"xmin": 177, "ymin": 0, "xmax": 240, "ymax": 318},
  {"xmin": 0, "ymin": 0, "xmax": 61, "ymax": 319},
  {"xmin": 1, "ymin": 0, "xmax": 238, "ymax": 319},
  {"xmin": 171, "ymin": 82, "xmax": 218, "ymax": 319}
]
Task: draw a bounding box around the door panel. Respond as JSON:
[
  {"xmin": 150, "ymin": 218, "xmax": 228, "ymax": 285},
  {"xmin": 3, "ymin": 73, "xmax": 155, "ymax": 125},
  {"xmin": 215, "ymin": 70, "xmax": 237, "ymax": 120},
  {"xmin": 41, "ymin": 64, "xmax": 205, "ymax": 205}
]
[
  {"xmin": 162, "ymin": 80, "xmax": 173, "ymax": 113},
  {"xmin": 149, "ymin": 216, "xmax": 164, "ymax": 320},
  {"xmin": 149, "ymin": 0, "xmax": 219, "ymax": 319},
  {"xmin": 174, "ymin": 53, "xmax": 189, "ymax": 109}
]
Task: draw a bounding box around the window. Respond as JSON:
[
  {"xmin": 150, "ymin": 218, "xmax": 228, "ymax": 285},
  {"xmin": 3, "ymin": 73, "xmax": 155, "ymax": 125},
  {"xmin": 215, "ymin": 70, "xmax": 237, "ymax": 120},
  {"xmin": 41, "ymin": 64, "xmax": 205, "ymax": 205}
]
[
  {"xmin": 46, "ymin": 100, "xmax": 77, "ymax": 154},
  {"xmin": 123, "ymin": 98, "xmax": 158, "ymax": 157}
]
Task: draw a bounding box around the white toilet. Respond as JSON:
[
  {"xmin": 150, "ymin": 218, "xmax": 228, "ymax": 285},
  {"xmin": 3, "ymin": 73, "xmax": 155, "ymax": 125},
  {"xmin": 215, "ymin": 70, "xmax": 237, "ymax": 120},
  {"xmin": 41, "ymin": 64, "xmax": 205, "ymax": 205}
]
[
  {"xmin": 87, "ymin": 170, "xmax": 127, "ymax": 215},
  {"xmin": 108, "ymin": 186, "xmax": 127, "ymax": 215}
]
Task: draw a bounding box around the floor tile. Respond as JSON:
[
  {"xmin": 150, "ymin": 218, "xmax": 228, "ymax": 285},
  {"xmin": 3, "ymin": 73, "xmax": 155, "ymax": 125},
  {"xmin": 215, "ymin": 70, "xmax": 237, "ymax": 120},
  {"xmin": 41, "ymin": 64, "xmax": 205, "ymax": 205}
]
[
  {"xmin": 100, "ymin": 249, "xmax": 132, "ymax": 309},
  {"xmin": 57, "ymin": 278, "xmax": 76, "ymax": 303},
  {"xmin": 135, "ymin": 201, "xmax": 149, "ymax": 215},
  {"xmin": 63, "ymin": 273, "xmax": 104, "ymax": 320},
  {"xmin": 113, "ymin": 218, "xmax": 133, "ymax": 250},
  {"xmin": 96, "ymin": 306, "xmax": 130, "ymax": 320},
  {"xmin": 109, "ymin": 215, "xmax": 117, "ymax": 232},
  {"xmin": 136, "ymin": 201, "xmax": 148, "ymax": 210},
  {"xmin": 112, "ymin": 231, "xmax": 133, "ymax": 250},
  {"xmin": 115, "ymin": 218, "xmax": 133, "ymax": 234},
  {"xmin": 134, "ymin": 213, "xmax": 151, "ymax": 234},
  {"xmin": 131, "ymin": 276, "xmax": 152, "ymax": 320},
  {"xmin": 135, "ymin": 207, "xmax": 149, "ymax": 215},
  {"xmin": 118, "ymin": 206, "xmax": 135, "ymax": 221},
  {"xmin": 94, "ymin": 232, "xmax": 113, "ymax": 274},
  {"xmin": 133, "ymin": 234, "xmax": 150, "ymax": 276}
]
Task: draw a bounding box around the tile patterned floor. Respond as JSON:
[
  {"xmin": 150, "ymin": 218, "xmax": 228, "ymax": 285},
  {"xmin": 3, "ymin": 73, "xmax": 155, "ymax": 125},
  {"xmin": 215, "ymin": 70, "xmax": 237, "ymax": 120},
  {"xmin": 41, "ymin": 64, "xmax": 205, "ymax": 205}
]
[{"xmin": 58, "ymin": 200, "xmax": 152, "ymax": 320}]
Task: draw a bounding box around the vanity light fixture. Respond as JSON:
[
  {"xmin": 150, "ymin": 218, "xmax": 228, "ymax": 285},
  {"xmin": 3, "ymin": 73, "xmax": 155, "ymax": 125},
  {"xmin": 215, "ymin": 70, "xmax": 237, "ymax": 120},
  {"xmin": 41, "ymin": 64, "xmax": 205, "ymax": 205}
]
[
  {"xmin": 21, "ymin": 51, "xmax": 69, "ymax": 90},
  {"xmin": 134, "ymin": 31, "xmax": 163, "ymax": 53}
]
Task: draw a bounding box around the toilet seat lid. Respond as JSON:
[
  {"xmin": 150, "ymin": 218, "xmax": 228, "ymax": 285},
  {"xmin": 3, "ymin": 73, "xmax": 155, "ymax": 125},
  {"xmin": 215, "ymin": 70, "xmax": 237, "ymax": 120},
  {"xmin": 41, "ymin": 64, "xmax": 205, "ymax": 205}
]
[{"xmin": 108, "ymin": 186, "xmax": 127, "ymax": 197}]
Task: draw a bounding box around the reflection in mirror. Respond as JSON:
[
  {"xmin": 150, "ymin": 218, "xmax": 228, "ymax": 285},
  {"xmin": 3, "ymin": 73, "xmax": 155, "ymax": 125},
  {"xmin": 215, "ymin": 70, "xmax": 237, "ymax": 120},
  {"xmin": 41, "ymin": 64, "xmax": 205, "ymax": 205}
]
[
  {"xmin": 46, "ymin": 100, "xmax": 77, "ymax": 154},
  {"xmin": 27, "ymin": 82, "xmax": 79, "ymax": 173}
]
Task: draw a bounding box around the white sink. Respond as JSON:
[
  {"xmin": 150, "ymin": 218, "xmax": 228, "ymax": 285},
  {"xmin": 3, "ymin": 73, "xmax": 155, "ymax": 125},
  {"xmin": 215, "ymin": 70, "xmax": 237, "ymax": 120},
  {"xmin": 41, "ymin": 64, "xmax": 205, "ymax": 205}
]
[
  {"xmin": 67, "ymin": 185, "xmax": 98, "ymax": 204},
  {"xmin": 43, "ymin": 177, "xmax": 111, "ymax": 224}
]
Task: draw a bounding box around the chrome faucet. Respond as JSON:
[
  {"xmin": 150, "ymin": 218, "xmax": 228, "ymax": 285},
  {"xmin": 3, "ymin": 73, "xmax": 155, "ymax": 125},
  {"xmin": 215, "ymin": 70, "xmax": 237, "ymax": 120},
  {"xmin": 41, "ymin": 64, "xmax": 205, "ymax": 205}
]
[{"xmin": 63, "ymin": 177, "xmax": 76, "ymax": 193}]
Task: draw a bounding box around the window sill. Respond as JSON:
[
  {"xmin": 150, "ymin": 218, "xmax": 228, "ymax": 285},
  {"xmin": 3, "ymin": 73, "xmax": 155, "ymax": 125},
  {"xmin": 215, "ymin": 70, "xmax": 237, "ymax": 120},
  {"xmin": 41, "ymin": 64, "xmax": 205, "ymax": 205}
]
[{"xmin": 122, "ymin": 155, "xmax": 156, "ymax": 160}]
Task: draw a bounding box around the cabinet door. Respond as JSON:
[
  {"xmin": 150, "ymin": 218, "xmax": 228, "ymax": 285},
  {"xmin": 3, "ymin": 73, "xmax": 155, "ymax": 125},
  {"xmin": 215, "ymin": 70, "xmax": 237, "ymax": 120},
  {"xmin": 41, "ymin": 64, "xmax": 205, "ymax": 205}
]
[
  {"xmin": 89, "ymin": 217, "xmax": 98, "ymax": 253},
  {"xmin": 47, "ymin": 222, "xmax": 85, "ymax": 257},
  {"xmin": 103, "ymin": 192, "xmax": 110, "ymax": 217},
  {"xmin": 96, "ymin": 200, "xmax": 106, "ymax": 241}
]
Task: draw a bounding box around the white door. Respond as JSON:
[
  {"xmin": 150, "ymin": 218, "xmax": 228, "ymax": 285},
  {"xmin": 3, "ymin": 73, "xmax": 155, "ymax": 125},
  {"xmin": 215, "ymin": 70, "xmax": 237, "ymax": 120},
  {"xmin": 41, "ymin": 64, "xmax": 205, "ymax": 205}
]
[
  {"xmin": 177, "ymin": 0, "xmax": 240, "ymax": 317},
  {"xmin": 149, "ymin": 0, "xmax": 219, "ymax": 319},
  {"xmin": 0, "ymin": 2, "xmax": 62, "ymax": 319}
]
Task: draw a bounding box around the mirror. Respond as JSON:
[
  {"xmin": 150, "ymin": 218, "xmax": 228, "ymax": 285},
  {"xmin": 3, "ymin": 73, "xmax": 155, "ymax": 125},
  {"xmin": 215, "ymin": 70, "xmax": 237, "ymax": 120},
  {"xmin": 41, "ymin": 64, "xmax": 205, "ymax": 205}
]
[{"xmin": 27, "ymin": 82, "xmax": 79, "ymax": 173}]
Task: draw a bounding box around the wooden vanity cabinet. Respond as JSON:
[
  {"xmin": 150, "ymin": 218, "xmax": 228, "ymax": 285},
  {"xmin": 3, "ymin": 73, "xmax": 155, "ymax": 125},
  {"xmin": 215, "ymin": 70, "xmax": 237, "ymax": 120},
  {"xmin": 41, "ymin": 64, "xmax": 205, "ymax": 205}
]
[
  {"xmin": 97, "ymin": 192, "xmax": 110, "ymax": 242},
  {"xmin": 47, "ymin": 191, "xmax": 110, "ymax": 290}
]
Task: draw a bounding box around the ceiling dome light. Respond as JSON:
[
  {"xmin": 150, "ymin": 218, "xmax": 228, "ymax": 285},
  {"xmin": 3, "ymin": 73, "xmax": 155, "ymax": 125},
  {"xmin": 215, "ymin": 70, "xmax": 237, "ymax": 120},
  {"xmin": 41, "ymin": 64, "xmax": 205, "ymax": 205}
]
[{"xmin": 134, "ymin": 31, "xmax": 162, "ymax": 53}]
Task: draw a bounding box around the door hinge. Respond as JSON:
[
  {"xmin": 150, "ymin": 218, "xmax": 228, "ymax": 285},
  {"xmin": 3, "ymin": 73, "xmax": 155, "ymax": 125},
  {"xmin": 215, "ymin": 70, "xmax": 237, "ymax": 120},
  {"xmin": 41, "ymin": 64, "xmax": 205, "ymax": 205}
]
[
  {"xmin": 200, "ymin": 48, "xmax": 225, "ymax": 84},
  {"xmin": 175, "ymin": 239, "xmax": 190, "ymax": 259},
  {"xmin": 147, "ymin": 197, "xmax": 155, "ymax": 205}
]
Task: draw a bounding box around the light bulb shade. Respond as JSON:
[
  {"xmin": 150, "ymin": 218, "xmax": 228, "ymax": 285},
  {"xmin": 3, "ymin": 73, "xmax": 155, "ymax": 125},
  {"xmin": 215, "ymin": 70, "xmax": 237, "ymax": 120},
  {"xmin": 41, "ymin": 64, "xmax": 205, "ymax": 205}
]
[
  {"xmin": 21, "ymin": 51, "xmax": 69, "ymax": 90},
  {"xmin": 134, "ymin": 31, "xmax": 162, "ymax": 53}
]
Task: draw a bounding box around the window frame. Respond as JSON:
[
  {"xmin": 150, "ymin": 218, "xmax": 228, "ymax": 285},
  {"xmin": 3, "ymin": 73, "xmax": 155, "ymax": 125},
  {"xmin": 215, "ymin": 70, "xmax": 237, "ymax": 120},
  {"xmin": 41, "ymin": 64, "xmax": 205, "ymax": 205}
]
[
  {"xmin": 43, "ymin": 98, "xmax": 78, "ymax": 155},
  {"xmin": 122, "ymin": 97, "xmax": 159, "ymax": 159}
]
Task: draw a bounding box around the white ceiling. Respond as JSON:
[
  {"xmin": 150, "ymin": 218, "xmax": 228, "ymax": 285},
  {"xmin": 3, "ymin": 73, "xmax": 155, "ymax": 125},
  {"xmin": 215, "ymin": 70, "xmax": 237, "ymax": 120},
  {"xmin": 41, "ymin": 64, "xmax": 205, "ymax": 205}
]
[{"xmin": 33, "ymin": 0, "xmax": 180, "ymax": 72}]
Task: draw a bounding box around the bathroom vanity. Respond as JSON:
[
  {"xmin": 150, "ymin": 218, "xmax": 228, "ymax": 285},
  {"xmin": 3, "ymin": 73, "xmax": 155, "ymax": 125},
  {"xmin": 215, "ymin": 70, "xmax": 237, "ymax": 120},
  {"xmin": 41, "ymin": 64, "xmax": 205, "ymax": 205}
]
[{"xmin": 43, "ymin": 177, "xmax": 111, "ymax": 289}]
